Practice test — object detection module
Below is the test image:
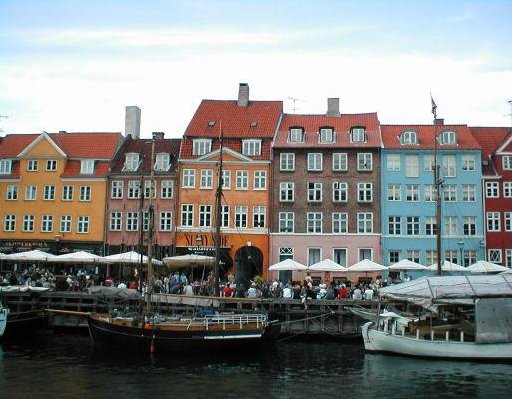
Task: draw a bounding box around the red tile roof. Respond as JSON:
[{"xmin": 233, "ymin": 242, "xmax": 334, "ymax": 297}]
[
  {"xmin": 0, "ymin": 134, "xmax": 39, "ymax": 157},
  {"xmin": 274, "ymin": 113, "xmax": 381, "ymax": 148},
  {"xmin": 381, "ymin": 124, "xmax": 481, "ymax": 150},
  {"xmin": 469, "ymin": 127, "xmax": 512, "ymax": 158},
  {"xmin": 179, "ymin": 138, "xmax": 271, "ymax": 160},
  {"xmin": 61, "ymin": 160, "xmax": 111, "ymax": 177},
  {"xmin": 184, "ymin": 100, "xmax": 283, "ymax": 139}
]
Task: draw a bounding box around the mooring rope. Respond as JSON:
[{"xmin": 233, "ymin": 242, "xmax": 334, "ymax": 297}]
[{"xmin": 272, "ymin": 310, "xmax": 335, "ymax": 326}]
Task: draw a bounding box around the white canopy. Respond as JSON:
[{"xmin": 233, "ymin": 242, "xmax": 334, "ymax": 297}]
[
  {"xmin": 389, "ymin": 259, "xmax": 428, "ymax": 271},
  {"xmin": 268, "ymin": 258, "xmax": 307, "ymax": 271},
  {"xmin": 2, "ymin": 249, "xmax": 56, "ymax": 262},
  {"xmin": 348, "ymin": 259, "xmax": 388, "ymax": 272},
  {"xmin": 467, "ymin": 260, "xmax": 508, "ymax": 274},
  {"xmin": 501, "ymin": 268, "xmax": 512, "ymax": 274},
  {"xmin": 100, "ymin": 251, "xmax": 162, "ymax": 266},
  {"xmin": 427, "ymin": 260, "xmax": 467, "ymax": 272},
  {"xmin": 163, "ymin": 254, "xmax": 216, "ymax": 268},
  {"xmin": 51, "ymin": 251, "xmax": 102, "ymax": 264},
  {"xmin": 307, "ymin": 259, "xmax": 348, "ymax": 273}
]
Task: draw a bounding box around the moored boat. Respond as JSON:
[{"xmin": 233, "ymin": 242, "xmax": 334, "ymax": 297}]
[{"xmin": 0, "ymin": 300, "xmax": 9, "ymax": 339}]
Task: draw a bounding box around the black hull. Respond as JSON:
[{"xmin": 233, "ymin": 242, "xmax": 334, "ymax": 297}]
[{"xmin": 3, "ymin": 310, "xmax": 47, "ymax": 338}]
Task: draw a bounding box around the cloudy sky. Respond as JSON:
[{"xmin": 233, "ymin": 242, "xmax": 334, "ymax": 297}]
[{"xmin": 0, "ymin": 0, "xmax": 510, "ymax": 138}]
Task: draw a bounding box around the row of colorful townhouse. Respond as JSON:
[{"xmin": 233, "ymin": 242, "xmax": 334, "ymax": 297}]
[{"xmin": 1, "ymin": 84, "xmax": 511, "ymax": 281}]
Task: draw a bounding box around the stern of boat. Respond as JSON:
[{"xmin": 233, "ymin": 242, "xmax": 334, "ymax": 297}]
[{"xmin": 362, "ymin": 321, "xmax": 378, "ymax": 352}]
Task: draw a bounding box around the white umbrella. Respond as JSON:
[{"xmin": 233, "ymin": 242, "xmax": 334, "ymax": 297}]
[
  {"xmin": 427, "ymin": 260, "xmax": 467, "ymax": 272},
  {"xmin": 389, "ymin": 259, "xmax": 428, "ymax": 271},
  {"xmin": 2, "ymin": 249, "xmax": 56, "ymax": 262},
  {"xmin": 100, "ymin": 251, "xmax": 162, "ymax": 266},
  {"xmin": 51, "ymin": 251, "xmax": 102, "ymax": 264},
  {"xmin": 467, "ymin": 260, "xmax": 508, "ymax": 273},
  {"xmin": 268, "ymin": 258, "xmax": 307, "ymax": 271},
  {"xmin": 348, "ymin": 259, "xmax": 388, "ymax": 272},
  {"xmin": 307, "ymin": 259, "xmax": 348, "ymax": 273},
  {"xmin": 163, "ymin": 254, "xmax": 216, "ymax": 268}
]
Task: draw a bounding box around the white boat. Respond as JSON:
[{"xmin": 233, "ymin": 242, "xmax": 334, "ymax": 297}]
[
  {"xmin": 362, "ymin": 274, "xmax": 512, "ymax": 360},
  {"xmin": 0, "ymin": 300, "xmax": 9, "ymax": 338}
]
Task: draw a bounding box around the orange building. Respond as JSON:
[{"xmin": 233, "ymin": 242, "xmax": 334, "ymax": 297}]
[
  {"xmin": 176, "ymin": 83, "xmax": 282, "ymax": 285},
  {"xmin": 0, "ymin": 131, "xmax": 123, "ymax": 254}
]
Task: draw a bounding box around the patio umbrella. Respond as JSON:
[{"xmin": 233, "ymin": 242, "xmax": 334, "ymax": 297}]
[
  {"xmin": 51, "ymin": 251, "xmax": 102, "ymax": 264},
  {"xmin": 388, "ymin": 259, "xmax": 428, "ymax": 271},
  {"xmin": 307, "ymin": 259, "xmax": 348, "ymax": 273},
  {"xmin": 467, "ymin": 260, "xmax": 508, "ymax": 273},
  {"xmin": 2, "ymin": 249, "xmax": 56, "ymax": 262},
  {"xmin": 348, "ymin": 259, "xmax": 388, "ymax": 272},
  {"xmin": 163, "ymin": 254, "xmax": 216, "ymax": 269},
  {"xmin": 427, "ymin": 260, "xmax": 467, "ymax": 272},
  {"xmin": 268, "ymin": 258, "xmax": 307, "ymax": 271},
  {"xmin": 100, "ymin": 251, "xmax": 162, "ymax": 266}
]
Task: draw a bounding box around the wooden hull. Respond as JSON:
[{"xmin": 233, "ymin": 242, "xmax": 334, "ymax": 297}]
[{"xmin": 362, "ymin": 322, "xmax": 512, "ymax": 360}]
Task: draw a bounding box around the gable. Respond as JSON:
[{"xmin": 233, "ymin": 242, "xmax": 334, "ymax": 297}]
[
  {"xmin": 197, "ymin": 147, "xmax": 254, "ymax": 163},
  {"xmin": 18, "ymin": 132, "xmax": 67, "ymax": 158}
]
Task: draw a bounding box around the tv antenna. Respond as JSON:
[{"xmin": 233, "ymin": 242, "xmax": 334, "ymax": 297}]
[
  {"xmin": 0, "ymin": 115, "xmax": 8, "ymax": 134},
  {"xmin": 288, "ymin": 97, "xmax": 306, "ymax": 114}
]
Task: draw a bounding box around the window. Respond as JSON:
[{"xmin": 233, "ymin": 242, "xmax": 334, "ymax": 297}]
[
  {"xmin": 504, "ymin": 182, "xmax": 512, "ymax": 198},
  {"xmin": 333, "ymin": 249, "xmax": 348, "ymax": 267},
  {"xmin": 308, "ymin": 248, "xmax": 321, "ymax": 266},
  {"xmin": 192, "ymin": 139, "xmax": 212, "ymax": 156},
  {"xmin": 319, "ymin": 128, "xmax": 334, "ymax": 143},
  {"xmin": 289, "ymin": 128, "xmax": 304, "ymax": 143},
  {"xmin": 425, "ymin": 217, "xmax": 437, "ymax": 236},
  {"xmin": 0, "ymin": 160, "xmax": 12, "ymax": 174},
  {"xmin": 445, "ymin": 250, "xmax": 458, "ymax": 264},
  {"xmin": 41, "ymin": 215, "xmax": 53, "ymax": 232},
  {"xmin": 308, "ymin": 182, "xmax": 323, "ymax": 202},
  {"xmin": 254, "ymin": 171, "xmax": 267, "ymax": 190},
  {"xmin": 142, "ymin": 210, "xmax": 150, "ymax": 232},
  {"xmin": 200, "ymin": 169, "xmax": 213, "ymax": 189},
  {"xmin": 440, "ymin": 130, "xmax": 457, "ymax": 145},
  {"xmin": 182, "ymin": 169, "xmax": 195, "ymax": 188},
  {"xmin": 333, "ymin": 153, "xmax": 348, "ymax": 172},
  {"xmin": 236, "ymin": 170, "xmax": 249, "ymax": 189},
  {"xmin": 386, "ymin": 154, "xmax": 400, "ymax": 171},
  {"xmin": 279, "ymin": 247, "xmax": 294, "ymax": 262},
  {"xmin": 6, "ymin": 185, "xmax": 18, "ymax": 200},
  {"xmin": 77, "ymin": 216, "xmax": 89, "ymax": 233},
  {"xmin": 27, "ymin": 160, "xmax": 38, "ymax": 171},
  {"xmin": 464, "ymin": 217, "xmax": 476, "ymax": 236},
  {"xmin": 307, "ymin": 212, "xmax": 323, "ymax": 233},
  {"xmin": 464, "ymin": 250, "xmax": 477, "ymax": 268},
  {"xmin": 424, "ymin": 154, "xmax": 435, "ymax": 171},
  {"xmin": 221, "ymin": 170, "xmax": 231, "ymax": 189},
  {"xmin": 350, "ymin": 127, "xmax": 365, "ymax": 143},
  {"xmin": 424, "ymin": 185, "xmax": 437, "ymax": 202},
  {"xmin": 358, "ymin": 182, "xmax": 373, "ymax": 202},
  {"xmin": 242, "ymin": 140, "xmax": 261, "ymax": 156},
  {"xmin": 161, "ymin": 180, "xmax": 174, "ymax": 199},
  {"xmin": 235, "ymin": 206, "xmax": 248, "ymax": 228},
  {"xmin": 123, "ymin": 154, "xmax": 139, "ymax": 171},
  {"xmin": 359, "ymin": 248, "xmax": 373, "ymax": 261},
  {"xmin": 23, "ymin": 215, "xmax": 34, "ymax": 232},
  {"xmin": 25, "ymin": 185, "xmax": 37, "ymax": 201},
  {"xmin": 280, "ymin": 153, "xmax": 295, "ymax": 171},
  {"xmin": 279, "ymin": 212, "xmax": 294, "ymax": 233},
  {"xmin": 279, "ymin": 182, "xmax": 294, "ymax": 202},
  {"xmin": 426, "ymin": 250, "xmax": 438, "ymax": 266},
  {"xmin": 358, "ymin": 213, "xmax": 373, "ymax": 233},
  {"xmin": 462, "ymin": 185, "xmax": 475, "ymax": 202},
  {"xmin": 111, "ymin": 181, "xmax": 123, "ymax": 199},
  {"xmin": 388, "ymin": 216, "xmax": 401, "ymax": 235},
  {"xmin": 128, "ymin": 180, "xmax": 141, "ymax": 199},
  {"xmin": 332, "ymin": 182, "xmax": 348, "ymax": 202},
  {"xmin": 488, "ymin": 249, "xmax": 502, "ymax": 264},
  {"xmin": 406, "ymin": 216, "xmax": 419, "ymax": 235},
  {"xmin": 487, "ymin": 212, "xmax": 501, "ymax": 232},
  {"xmin": 155, "ymin": 154, "xmax": 170, "ymax": 171},
  {"xmin": 387, "ymin": 184, "xmax": 401, "ymax": 201},
  {"xmin": 43, "ymin": 185, "xmax": 55, "ymax": 200},
  {"xmin": 388, "ymin": 250, "xmax": 400, "ymax": 264},
  {"xmin": 505, "ymin": 212, "xmax": 512, "ymax": 232},
  {"xmin": 61, "ymin": 185, "xmax": 73, "ymax": 201},
  {"xmin": 443, "ymin": 155, "xmax": 456, "ymax": 178},
  {"xmin": 199, "ymin": 205, "xmax": 212, "ymax": 227},
  {"xmin": 110, "ymin": 212, "xmax": 122, "ymax": 231},
  {"xmin": 445, "ymin": 216, "xmax": 458, "ymax": 236},
  {"xmin": 462, "ymin": 155, "xmax": 476, "ymax": 171},
  {"xmin": 443, "ymin": 185, "xmax": 457, "ymax": 202},
  {"xmin": 221, "ymin": 205, "xmax": 230, "ymax": 228},
  {"xmin": 126, "ymin": 212, "xmax": 139, "ymax": 231},
  {"xmin": 486, "ymin": 182, "xmax": 499, "ymax": 198},
  {"xmin": 307, "ymin": 153, "xmax": 323, "ymax": 171},
  {"xmin": 406, "ymin": 185, "xmax": 419, "ymax": 202},
  {"xmin": 503, "ymin": 156, "xmax": 512, "ymax": 170},
  {"xmin": 4, "ymin": 215, "xmax": 15, "ymax": 232},
  {"xmin": 160, "ymin": 212, "xmax": 173, "ymax": 231},
  {"xmin": 407, "ymin": 250, "xmax": 420, "ymax": 264},
  {"xmin": 80, "ymin": 159, "xmax": 95, "ymax": 174},
  {"xmin": 253, "ymin": 206, "xmax": 266, "ymax": 228},
  {"xmin": 332, "ymin": 213, "xmax": 348, "ymax": 234},
  {"xmin": 405, "ymin": 155, "xmax": 419, "ymax": 177},
  {"xmin": 506, "ymin": 249, "xmax": 512, "ymax": 268},
  {"xmin": 357, "ymin": 153, "xmax": 372, "ymax": 171},
  {"xmin": 46, "ymin": 160, "xmax": 57, "ymax": 171},
  {"xmin": 79, "ymin": 186, "xmax": 91, "ymax": 201},
  {"xmin": 400, "ymin": 130, "xmax": 417, "ymax": 145},
  {"xmin": 181, "ymin": 205, "xmax": 194, "ymax": 227}
]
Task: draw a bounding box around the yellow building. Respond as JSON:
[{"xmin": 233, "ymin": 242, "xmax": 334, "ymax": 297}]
[{"xmin": 0, "ymin": 131, "xmax": 123, "ymax": 254}]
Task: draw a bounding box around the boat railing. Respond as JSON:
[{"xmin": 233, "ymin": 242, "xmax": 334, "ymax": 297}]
[{"xmin": 205, "ymin": 314, "xmax": 266, "ymax": 330}]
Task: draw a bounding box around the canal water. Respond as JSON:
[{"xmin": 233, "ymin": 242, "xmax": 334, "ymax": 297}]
[{"xmin": 1, "ymin": 333, "xmax": 512, "ymax": 399}]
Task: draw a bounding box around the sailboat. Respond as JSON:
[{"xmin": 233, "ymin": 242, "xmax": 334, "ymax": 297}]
[{"xmin": 88, "ymin": 135, "xmax": 280, "ymax": 353}]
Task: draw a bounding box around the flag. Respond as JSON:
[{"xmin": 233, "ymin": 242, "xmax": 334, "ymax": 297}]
[{"xmin": 430, "ymin": 94, "xmax": 437, "ymax": 118}]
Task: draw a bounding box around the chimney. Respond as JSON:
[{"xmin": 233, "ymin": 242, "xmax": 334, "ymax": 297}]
[
  {"xmin": 435, "ymin": 118, "xmax": 444, "ymax": 125},
  {"xmin": 237, "ymin": 83, "xmax": 249, "ymax": 107},
  {"xmin": 327, "ymin": 98, "xmax": 340, "ymax": 117},
  {"xmin": 152, "ymin": 132, "xmax": 165, "ymax": 140},
  {"xmin": 58, "ymin": 130, "xmax": 67, "ymax": 134},
  {"xmin": 125, "ymin": 106, "xmax": 141, "ymax": 138}
]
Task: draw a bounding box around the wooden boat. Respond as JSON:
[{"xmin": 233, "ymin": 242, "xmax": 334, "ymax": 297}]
[
  {"xmin": 362, "ymin": 274, "xmax": 512, "ymax": 360},
  {"xmin": 0, "ymin": 299, "xmax": 9, "ymax": 339}
]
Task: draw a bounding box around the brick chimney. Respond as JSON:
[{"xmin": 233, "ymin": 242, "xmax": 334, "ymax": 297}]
[
  {"xmin": 237, "ymin": 83, "xmax": 249, "ymax": 107},
  {"xmin": 125, "ymin": 106, "xmax": 141, "ymax": 138},
  {"xmin": 327, "ymin": 98, "xmax": 340, "ymax": 117},
  {"xmin": 152, "ymin": 132, "xmax": 165, "ymax": 140},
  {"xmin": 435, "ymin": 118, "xmax": 444, "ymax": 125}
]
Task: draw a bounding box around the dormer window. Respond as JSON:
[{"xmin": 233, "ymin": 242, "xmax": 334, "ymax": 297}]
[
  {"xmin": 440, "ymin": 130, "xmax": 457, "ymax": 145},
  {"xmin": 350, "ymin": 127, "xmax": 366, "ymax": 143},
  {"xmin": 155, "ymin": 153, "xmax": 170, "ymax": 171},
  {"xmin": 400, "ymin": 130, "xmax": 417, "ymax": 145},
  {"xmin": 289, "ymin": 127, "xmax": 304, "ymax": 143},
  {"xmin": 123, "ymin": 153, "xmax": 140, "ymax": 172},
  {"xmin": 80, "ymin": 159, "xmax": 95, "ymax": 174},
  {"xmin": 208, "ymin": 121, "xmax": 216, "ymax": 127},
  {"xmin": 192, "ymin": 139, "xmax": 212, "ymax": 156},
  {"xmin": 319, "ymin": 127, "xmax": 334, "ymax": 143},
  {"xmin": 0, "ymin": 159, "xmax": 12, "ymax": 174},
  {"xmin": 250, "ymin": 121, "xmax": 258, "ymax": 127},
  {"xmin": 242, "ymin": 139, "xmax": 261, "ymax": 156}
]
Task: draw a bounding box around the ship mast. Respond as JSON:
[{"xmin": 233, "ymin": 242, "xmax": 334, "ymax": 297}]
[
  {"xmin": 145, "ymin": 139, "xmax": 156, "ymax": 314},
  {"xmin": 432, "ymin": 96, "xmax": 443, "ymax": 276},
  {"xmin": 213, "ymin": 122, "xmax": 224, "ymax": 296}
]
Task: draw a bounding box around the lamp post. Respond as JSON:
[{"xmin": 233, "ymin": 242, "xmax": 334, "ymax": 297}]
[{"xmin": 458, "ymin": 240, "xmax": 464, "ymax": 267}]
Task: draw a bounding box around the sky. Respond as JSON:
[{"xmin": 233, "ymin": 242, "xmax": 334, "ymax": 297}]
[{"xmin": 0, "ymin": 0, "xmax": 511, "ymax": 138}]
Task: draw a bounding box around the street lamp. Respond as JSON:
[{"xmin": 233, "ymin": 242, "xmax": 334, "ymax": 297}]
[{"xmin": 458, "ymin": 240, "xmax": 464, "ymax": 266}]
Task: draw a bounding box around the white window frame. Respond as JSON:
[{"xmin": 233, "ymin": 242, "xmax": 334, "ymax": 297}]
[
  {"xmin": 123, "ymin": 153, "xmax": 139, "ymax": 171},
  {"xmin": 462, "ymin": 155, "xmax": 476, "ymax": 171},
  {"xmin": 406, "ymin": 216, "xmax": 420, "ymax": 236},
  {"xmin": 357, "ymin": 153, "xmax": 373, "ymax": 172},
  {"xmin": 62, "ymin": 185, "xmax": 73, "ymax": 201},
  {"xmin": 488, "ymin": 249, "xmax": 502, "ymax": 264},
  {"xmin": 199, "ymin": 205, "xmax": 212, "ymax": 228},
  {"xmin": 504, "ymin": 182, "xmax": 512, "ymax": 198},
  {"xmin": 387, "ymin": 184, "xmax": 401, "ymax": 201},
  {"xmin": 443, "ymin": 185, "xmax": 457, "ymax": 202},
  {"xmin": 333, "ymin": 153, "xmax": 348, "ymax": 172},
  {"xmin": 332, "ymin": 182, "xmax": 348, "ymax": 203},
  {"xmin": 80, "ymin": 159, "xmax": 95, "ymax": 174},
  {"xmin": 79, "ymin": 186, "xmax": 91, "ymax": 202},
  {"xmin": 406, "ymin": 184, "xmax": 419, "ymax": 202},
  {"xmin": 289, "ymin": 128, "xmax": 304, "ymax": 143},
  {"xmin": 25, "ymin": 185, "xmax": 37, "ymax": 201},
  {"xmin": 192, "ymin": 139, "xmax": 212, "ymax": 156},
  {"xmin": 254, "ymin": 170, "xmax": 267, "ymax": 190},
  {"xmin": 358, "ymin": 182, "xmax": 373, "ymax": 203},
  {"xmin": 503, "ymin": 155, "xmax": 512, "ymax": 170},
  {"xmin": 280, "ymin": 153, "xmax": 295, "ymax": 172},
  {"xmin": 487, "ymin": 212, "xmax": 501, "ymax": 232},
  {"xmin": 236, "ymin": 170, "xmax": 249, "ymax": 189},
  {"xmin": 6, "ymin": 185, "xmax": 18, "ymax": 200},
  {"xmin": 462, "ymin": 184, "xmax": 476, "ymax": 202},
  {"xmin": 319, "ymin": 127, "xmax": 334, "ymax": 143},
  {"xmin": 357, "ymin": 212, "xmax": 373, "ymax": 234},
  {"xmin": 60, "ymin": 215, "xmax": 72, "ymax": 233},
  {"xmin": 445, "ymin": 216, "xmax": 458, "ymax": 236},
  {"xmin": 424, "ymin": 154, "xmax": 435, "ymax": 171},
  {"xmin": 307, "ymin": 182, "xmax": 323, "ymax": 203},
  {"xmin": 242, "ymin": 139, "xmax": 261, "ymax": 156},
  {"xmin": 182, "ymin": 169, "xmax": 196, "ymax": 188},
  {"xmin": 221, "ymin": 205, "xmax": 230, "ymax": 228},
  {"xmin": 235, "ymin": 205, "xmax": 248, "ymax": 228},
  {"xmin": 400, "ymin": 130, "xmax": 417, "ymax": 145},
  {"xmin": 127, "ymin": 180, "xmax": 141, "ymax": 199},
  {"xmin": 22, "ymin": 215, "xmax": 34, "ymax": 232},
  {"xmin": 43, "ymin": 185, "xmax": 55, "ymax": 201},
  {"xmin": 279, "ymin": 182, "xmax": 294, "ymax": 202},
  {"xmin": 126, "ymin": 211, "xmax": 139, "ymax": 231},
  {"xmin": 443, "ymin": 155, "xmax": 456, "ymax": 178},
  {"xmin": 307, "ymin": 248, "xmax": 322, "ymax": 266},
  {"xmin": 332, "ymin": 213, "xmax": 348, "ymax": 234},
  {"xmin": 405, "ymin": 155, "xmax": 419, "ymax": 177},
  {"xmin": 464, "ymin": 216, "xmax": 477, "ymax": 236},
  {"xmin": 388, "ymin": 216, "xmax": 401, "ymax": 235},
  {"xmin": 4, "ymin": 215, "xmax": 16, "ymax": 232},
  {"xmin": 386, "ymin": 154, "xmax": 400, "ymax": 171},
  {"xmin": 77, "ymin": 216, "xmax": 90, "ymax": 234},
  {"xmin": 159, "ymin": 211, "xmax": 173, "ymax": 231},
  {"xmin": 181, "ymin": 204, "xmax": 194, "ymax": 227},
  {"xmin": 307, "ymin": 212, "xmax": 323, "ymax": 233},
  {"xmin": 200, "ymin": 169, "xmax": 213, "ymax": 189},
  {"xmin": 253, "ymin": 206, "xmax": 266, "ymax": 228},
  {"xmin": 440, "ymin": 130, "xmax": 457, "ymax": 145},
  {"xmin": 307, "ymin": 153, "xmax": 323, "ymax": 172},
  {"xmin": 161, "ymin": 180, "xmax": 174, "ymax": 199},
  {"xmin": 111, "ymin": 181, "xmax": 123, "ymax": 199},
  {"xmin": 46, "ymin": 159, "xmax": 57, "ymax": 171},
  {"xmin": 279, "ymin": 212, "xmax": 294, "ymax": 233},
  {"xmin": 350, "ymin": 127, "xmax": 365, "ymax": 143},
  {"xmin": 221, "ymin": 170, "xmax": 231, "ymax": 189},
  {"xmin": 486, "ymin": 182, "xmax": 499, "ymax": 198},
  {"xmin": 0, "ymin": 160, "xmax": 12, "ymax": 174},
  {"xmin": 155, "ymin": 153, "xmax": 170, "ymax": 171},
  {"xmin": 109, "ymin": 212, "xmax": 122, "ymax": 231},
  {"xmin": 27, "ymin": 160, "xmax": 38, "ymax": 172}
]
